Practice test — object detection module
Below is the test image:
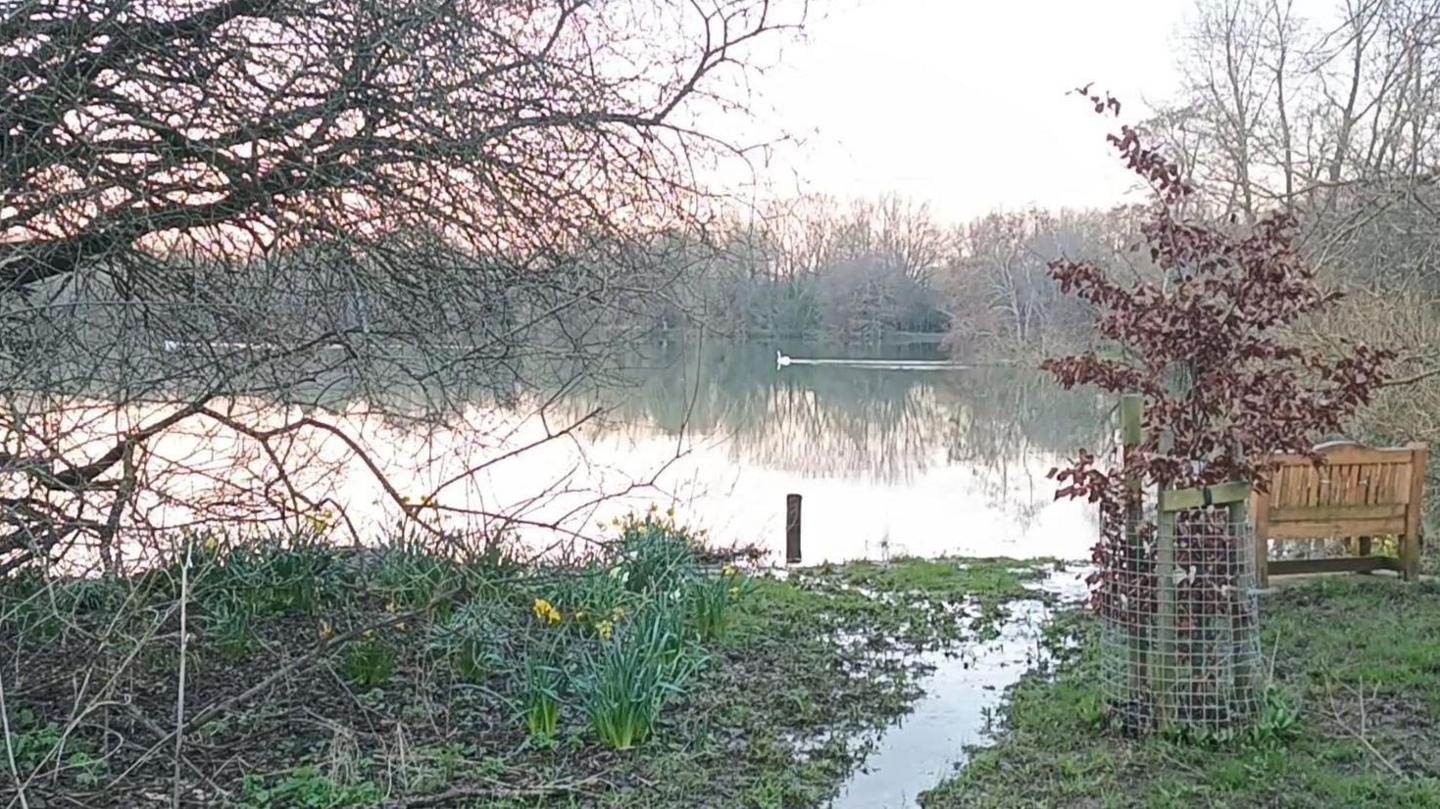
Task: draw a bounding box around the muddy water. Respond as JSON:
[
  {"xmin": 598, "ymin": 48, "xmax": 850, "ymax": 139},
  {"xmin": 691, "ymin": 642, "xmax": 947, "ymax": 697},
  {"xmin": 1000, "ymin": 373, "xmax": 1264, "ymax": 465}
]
[{"xmin": 830, "ymin": 569, "xmax": 1089, "ymax": 808}]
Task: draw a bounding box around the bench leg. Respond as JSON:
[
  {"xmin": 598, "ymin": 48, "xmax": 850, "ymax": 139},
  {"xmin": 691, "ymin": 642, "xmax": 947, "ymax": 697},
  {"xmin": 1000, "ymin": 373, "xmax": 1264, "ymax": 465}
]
[
  {"xmin": 1401, "ymin": 532, "xmax": 1420, "ymax": 582},
  {"xmin": 1356, "ymin": 536, "xmax": 1373, "ymax": 575}
]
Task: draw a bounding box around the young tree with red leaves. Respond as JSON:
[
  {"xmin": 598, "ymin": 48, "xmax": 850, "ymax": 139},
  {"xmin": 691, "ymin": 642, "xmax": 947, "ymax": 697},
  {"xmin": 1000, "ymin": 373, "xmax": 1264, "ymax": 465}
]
[{"xmin": 1043, "ymin": 87, "xmax": 1394, "ymax": 731}]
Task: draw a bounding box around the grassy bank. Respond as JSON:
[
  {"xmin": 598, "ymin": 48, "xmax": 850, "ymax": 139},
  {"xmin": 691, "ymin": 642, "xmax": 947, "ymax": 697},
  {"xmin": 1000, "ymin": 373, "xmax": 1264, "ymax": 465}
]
[
  {"xmin": 1, "ymin": 517, "xmax": 1057, "ymax": 808},
  {"xmin": 922, "ymin": 576, "xmax": 1440, "ymax": 808}
]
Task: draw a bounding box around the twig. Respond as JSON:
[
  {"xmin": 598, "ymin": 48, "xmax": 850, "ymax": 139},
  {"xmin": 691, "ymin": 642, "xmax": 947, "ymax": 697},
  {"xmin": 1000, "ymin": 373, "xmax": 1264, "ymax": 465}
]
[
  {"xmin": 172, "ymin": 540, "xmax": 191, "ymax": 809},
  {"xmin": 0, "ymin": 664, "xmax": 29, "ymax": 809},
  {"xmin": 1381, "ymin": 367, "xmax": 1440, "ymax": 388},
  {"xmin": 386, "ymin": 774, "xmax": 603, "ymax": 808},
  {"xmin": 1326, "ymin": 676, "xmax": 1404, "ymax": 779}
]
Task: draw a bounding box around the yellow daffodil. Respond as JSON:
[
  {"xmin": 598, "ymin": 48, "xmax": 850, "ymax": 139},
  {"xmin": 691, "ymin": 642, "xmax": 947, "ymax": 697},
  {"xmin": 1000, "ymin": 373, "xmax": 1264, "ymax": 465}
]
[
  {"xmin": 597, "ymin": 620, "xmax": 614, "ymax": 641},
  {"xmin": 728, "ymin": 587, "xmax": 740, "ymax": 599},
  {"xmin": 722, "ymin": 564, "xmax": 739, "ymax": 578},
  {"xmin": 532, "ymin": 598, "xmax": 562, "ymax": 626},
  {"xmin": 610, "ymin": 606, "xmax": 626, "ymax": 622}
]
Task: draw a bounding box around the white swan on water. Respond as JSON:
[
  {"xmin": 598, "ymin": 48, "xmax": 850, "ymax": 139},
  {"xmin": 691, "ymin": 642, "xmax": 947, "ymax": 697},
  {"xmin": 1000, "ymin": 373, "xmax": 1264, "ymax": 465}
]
[{"xmin": 775, "ymin": 350, "xmax": 792, "ymax": 369}]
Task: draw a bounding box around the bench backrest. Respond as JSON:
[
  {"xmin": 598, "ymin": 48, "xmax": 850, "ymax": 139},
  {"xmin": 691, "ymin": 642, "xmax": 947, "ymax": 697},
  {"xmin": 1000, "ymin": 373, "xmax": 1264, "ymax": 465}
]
[{"xmin": 1260, "ymin": 443, "xmax": 1427, "ymax": 540}]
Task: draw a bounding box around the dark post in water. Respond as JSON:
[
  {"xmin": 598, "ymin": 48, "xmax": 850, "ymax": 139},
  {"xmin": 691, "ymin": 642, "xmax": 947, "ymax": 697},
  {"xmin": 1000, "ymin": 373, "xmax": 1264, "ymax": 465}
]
[{"xmin": 785, "ymin": 494, "xmax": 802, "ymax": 564}]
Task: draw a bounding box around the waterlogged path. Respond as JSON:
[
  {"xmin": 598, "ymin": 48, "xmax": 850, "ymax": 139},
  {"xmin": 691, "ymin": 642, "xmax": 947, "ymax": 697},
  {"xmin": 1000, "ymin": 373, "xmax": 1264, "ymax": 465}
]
[{"xmin": 830, "ymin": 569, "xmax": 1088, "ymax": 808}]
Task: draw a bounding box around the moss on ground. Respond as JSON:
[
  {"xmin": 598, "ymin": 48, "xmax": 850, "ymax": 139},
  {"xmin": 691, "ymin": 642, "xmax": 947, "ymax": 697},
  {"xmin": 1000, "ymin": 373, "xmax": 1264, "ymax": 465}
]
[{"xmin": 920, "ymin": 576, "xmax": 1440, "ymax": 808}]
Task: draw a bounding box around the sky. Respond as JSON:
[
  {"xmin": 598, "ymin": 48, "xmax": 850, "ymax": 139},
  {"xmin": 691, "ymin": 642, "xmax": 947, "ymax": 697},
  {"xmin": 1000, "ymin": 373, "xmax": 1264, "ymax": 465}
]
[{"xmin": 739, "ymin": 0, "xmax": 1198, "ymax": 222}]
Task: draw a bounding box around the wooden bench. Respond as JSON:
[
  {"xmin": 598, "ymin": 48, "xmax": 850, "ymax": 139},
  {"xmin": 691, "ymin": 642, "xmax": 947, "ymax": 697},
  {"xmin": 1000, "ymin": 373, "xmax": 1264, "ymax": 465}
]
[{"xmin": 1253, "ymin": 442, "xmax": 1428, "ymax": 587}]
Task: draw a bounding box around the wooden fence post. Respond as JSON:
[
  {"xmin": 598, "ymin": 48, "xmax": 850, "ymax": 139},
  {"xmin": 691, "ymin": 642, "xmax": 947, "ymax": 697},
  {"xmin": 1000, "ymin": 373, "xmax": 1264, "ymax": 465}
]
[
  {"xmin": 1253, "ymin": 489, "xmax": 1270, "ymax": 589},
  {"xmin": 1228, "ymin": 492, "xmax": 1257, "ymax": 701},
  {"xmin": 1119, "ymin": 394, "xmax": 1147, "ymax": 708},
  {"xmin": 1153, "ymin": 428, "xmax": 1177, "ymax": 731},
  {"xmin": 786, "ymin": 494, "xmax": 802, "ymax": 564}
]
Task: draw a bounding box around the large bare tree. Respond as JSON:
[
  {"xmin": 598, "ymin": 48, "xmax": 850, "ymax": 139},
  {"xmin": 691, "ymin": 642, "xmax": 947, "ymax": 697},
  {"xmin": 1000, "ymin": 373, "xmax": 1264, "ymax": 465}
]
[{"xmin": 0, "ymin": 0, "xmax": 800, "ymax": 574}]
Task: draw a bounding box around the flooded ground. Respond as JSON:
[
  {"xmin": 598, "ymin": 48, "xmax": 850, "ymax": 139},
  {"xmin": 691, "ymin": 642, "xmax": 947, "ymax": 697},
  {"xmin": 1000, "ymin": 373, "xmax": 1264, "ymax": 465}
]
[{"xmin": 830, "ymin": 568, "xmax": 1090, "ymax": 808}]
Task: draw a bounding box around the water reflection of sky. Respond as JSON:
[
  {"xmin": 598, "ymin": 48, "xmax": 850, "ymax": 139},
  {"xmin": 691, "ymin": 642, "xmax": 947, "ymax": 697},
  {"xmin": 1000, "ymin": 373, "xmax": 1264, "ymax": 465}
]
[
  {"xmin": 59, "ymin": 342, "xmax": 1105, "ymax": 566},
  {"xmin": 305, "ymin": 344, "xmax": 1104, "ymax": 563}
]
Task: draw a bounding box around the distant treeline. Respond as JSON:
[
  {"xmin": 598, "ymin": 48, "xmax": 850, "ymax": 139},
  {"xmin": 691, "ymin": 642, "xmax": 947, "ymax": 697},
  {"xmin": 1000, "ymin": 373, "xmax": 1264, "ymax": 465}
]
[{"xmin": 644, "ymin": 196, "xmax": 1134, "ymax": 358}]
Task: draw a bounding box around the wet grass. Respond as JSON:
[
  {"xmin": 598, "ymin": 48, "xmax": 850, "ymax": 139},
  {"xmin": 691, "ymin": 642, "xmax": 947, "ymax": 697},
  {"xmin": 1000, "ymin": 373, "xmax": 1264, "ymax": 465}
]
[
  {"xmin": 2, "ymin": 539, "xmax": 1050, "ymax": 807},
  {"xmin": 921, "ymin": 576, "xmax": 1440, "ymax": 808}
]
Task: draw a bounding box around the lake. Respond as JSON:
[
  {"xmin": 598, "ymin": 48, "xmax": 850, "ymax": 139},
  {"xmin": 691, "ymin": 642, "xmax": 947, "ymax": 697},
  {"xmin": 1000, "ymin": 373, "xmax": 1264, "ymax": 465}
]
[
  {"xmin": 296, "ymin": 340, "xmax": 1103, "ymax": 563},
  {"xmin": 29, "ymin": 340, "xmax": 1104, "ymax": 568}
]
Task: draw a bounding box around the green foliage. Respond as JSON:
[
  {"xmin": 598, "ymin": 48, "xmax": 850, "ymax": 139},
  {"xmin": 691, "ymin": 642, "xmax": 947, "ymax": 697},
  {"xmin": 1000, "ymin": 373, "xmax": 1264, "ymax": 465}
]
[
  {"xmin": 687, "ymin": 568, "xmax": 747, "ymax": 642},
  {"xmin": 521, "ymin": 657, "xmax": 564, "ymax": 741},
  {"xmin": 202, "ymin": 592, "xmax": 255, "ymax": 660},
  {"xmin": 240, "ymin": 767, "xmax": 382, "ymax": 808},
  {"xmin": 342, "ymin": 633, "xmax": 395, "ymax": 688},
  {"xmin": 0, "ymin": 571, "xmax": 130, "ymax": 638},
  {"xmin": 1247, "ymin": 686, "xmax": 1301, "ymax": 748},
  {"xmin": 451, "ymin": 636, "xmax": 492, "ymax": 683},
  {"xmin": 841, "ymin": 557, "xmax": 1048, "ymax": 601},
  {"xmin": 922, "ymin": 580, "xmax": 1440, "ymax": 808},
  {"xmin": 6, "ymin": 708, "xmax": 63, "ymax": 771},
  {"xmin": 4, "ymin": 526, "xmax": 1078, "ymax": 807},
  {"xmin": 581, "ymin": 607, "xmax": 704, "ymax": 750},
  {"xmin": 548, "ymin": 566, "xmax": 632, "ymax": 629},
  {"xmin": 4, "ymin": 708, "xmax": 106, "ymax": 783},
  {"xmin": 175, "ymin": 535, "xmax": 350, "ymax": 621},
  {"xmin": 614, "ymin": 510, "xmax": 699, "ymax": 595},
  {"xmin": 370, "ymin": 546, "xmax": 463, "ymax": 617}
]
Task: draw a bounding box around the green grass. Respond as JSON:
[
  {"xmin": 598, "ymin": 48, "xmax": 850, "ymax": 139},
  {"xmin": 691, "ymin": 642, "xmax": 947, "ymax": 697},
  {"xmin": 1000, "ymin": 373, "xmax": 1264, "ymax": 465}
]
[
  {"xmin": 921, "ymin": 577, "xmax": 1440, "ymax": 808},
  {"xmin": 838, "ymin": 556, "xmax": 1054, "ymax": 601},
  {"xmin": 2, "ymin": 528, "xmax": 1056, "ymax": 807}
]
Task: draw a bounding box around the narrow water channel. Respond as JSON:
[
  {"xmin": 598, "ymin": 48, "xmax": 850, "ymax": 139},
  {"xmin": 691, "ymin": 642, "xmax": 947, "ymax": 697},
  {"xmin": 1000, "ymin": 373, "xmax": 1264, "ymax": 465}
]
[{"xmin": 830, "ymin": 570, "xmax": 1088, "ymax": 808}]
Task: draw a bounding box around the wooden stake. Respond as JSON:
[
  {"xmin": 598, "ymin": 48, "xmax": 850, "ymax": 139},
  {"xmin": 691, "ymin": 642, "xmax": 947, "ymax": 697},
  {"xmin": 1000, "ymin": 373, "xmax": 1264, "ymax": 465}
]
[
  {"xmin": 785, "ymin": 494, "xmax": 802, "ymax": 564},
  {"xmin": 1119, "ymin": 394, "xmax": 1147, "ymax": 709},
  {"xmin": 1153, "ymin": 428, "xmax": 1176, "ymax": 731}
]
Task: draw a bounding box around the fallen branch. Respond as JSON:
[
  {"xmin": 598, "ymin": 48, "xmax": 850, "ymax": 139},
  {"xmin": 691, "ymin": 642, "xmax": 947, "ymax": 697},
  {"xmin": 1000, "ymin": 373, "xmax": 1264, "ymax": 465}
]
[{"xmin": 386, "ymin": 774, "xmax": 604, "ymax": 808}]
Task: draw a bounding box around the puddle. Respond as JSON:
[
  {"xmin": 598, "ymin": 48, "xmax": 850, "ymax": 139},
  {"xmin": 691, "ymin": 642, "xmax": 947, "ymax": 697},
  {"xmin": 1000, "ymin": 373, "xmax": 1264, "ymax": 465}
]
[{"xmin": 828, "ymin": 569, "xmax": 1088, "ymax": 809}]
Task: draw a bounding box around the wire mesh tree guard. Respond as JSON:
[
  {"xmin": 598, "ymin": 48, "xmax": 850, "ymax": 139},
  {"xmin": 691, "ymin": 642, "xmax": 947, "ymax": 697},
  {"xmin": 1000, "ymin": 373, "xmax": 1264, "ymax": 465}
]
[{"xmin": 1098, "ymin": 395, "xmax": 1263, "ymax": 737}]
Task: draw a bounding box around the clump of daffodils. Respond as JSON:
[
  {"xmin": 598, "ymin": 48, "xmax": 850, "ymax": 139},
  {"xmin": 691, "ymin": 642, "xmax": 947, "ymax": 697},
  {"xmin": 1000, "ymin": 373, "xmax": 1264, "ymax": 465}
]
[
  {"xmin": 532, "ymin": 598, "xmax": 563, "ymax": 626},
  {"xmin": 596, "ymin": 619, "xmax": 615, "ymax": 641},
  {"xmin": 306, "ymin": 508, "xmax": 336, "ymax": 534}
]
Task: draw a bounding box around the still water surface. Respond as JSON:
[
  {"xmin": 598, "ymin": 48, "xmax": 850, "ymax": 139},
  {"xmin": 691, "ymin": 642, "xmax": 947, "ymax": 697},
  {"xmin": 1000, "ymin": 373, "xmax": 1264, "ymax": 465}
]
[
  {"xmin": 78, "ymin": 340, "xmax": 1103, "ymax": 565},
  {"xmin": 331, "ymin": 340, "xmax": 1107, "ymax": 562}
]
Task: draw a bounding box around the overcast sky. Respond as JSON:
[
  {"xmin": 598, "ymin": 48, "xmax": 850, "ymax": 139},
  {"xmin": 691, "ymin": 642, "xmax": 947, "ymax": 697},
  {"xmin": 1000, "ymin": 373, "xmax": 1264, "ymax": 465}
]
[{"xmin": 742, "ymin": 0, "xmax": 1197, "ymax": 222}]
